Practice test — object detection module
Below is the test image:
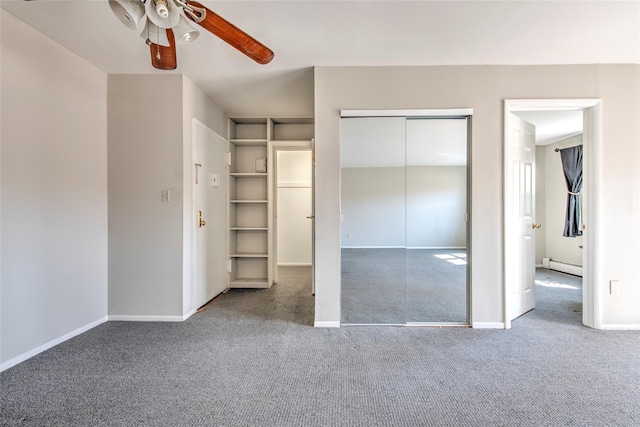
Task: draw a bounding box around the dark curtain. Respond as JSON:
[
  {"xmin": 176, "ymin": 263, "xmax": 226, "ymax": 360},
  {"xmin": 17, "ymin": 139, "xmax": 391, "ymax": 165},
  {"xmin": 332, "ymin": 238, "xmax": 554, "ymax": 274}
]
[{"xmin": 559, "ymin": 145, "xmax": 583, "ymax": 237}]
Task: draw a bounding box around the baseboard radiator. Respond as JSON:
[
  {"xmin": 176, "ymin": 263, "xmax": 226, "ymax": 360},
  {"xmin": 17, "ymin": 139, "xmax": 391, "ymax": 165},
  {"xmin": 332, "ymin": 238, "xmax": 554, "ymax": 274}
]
[{"xmin": 542, "ymin": 257, "xmax": 583, "ymax": 277}]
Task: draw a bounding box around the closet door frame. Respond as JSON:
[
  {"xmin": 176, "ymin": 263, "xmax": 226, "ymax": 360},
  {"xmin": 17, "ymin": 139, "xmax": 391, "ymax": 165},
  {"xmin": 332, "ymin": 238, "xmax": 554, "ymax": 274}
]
[{"xmin": 340, "ymin": 109, "xmax": 473, "ymax": 326}]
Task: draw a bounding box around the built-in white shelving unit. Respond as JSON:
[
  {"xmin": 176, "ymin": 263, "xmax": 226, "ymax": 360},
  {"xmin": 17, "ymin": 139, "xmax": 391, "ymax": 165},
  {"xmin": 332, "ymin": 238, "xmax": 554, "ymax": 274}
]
[{"xmin": 228, "ymin": 116, "xmax": 314, "ymax": 289}]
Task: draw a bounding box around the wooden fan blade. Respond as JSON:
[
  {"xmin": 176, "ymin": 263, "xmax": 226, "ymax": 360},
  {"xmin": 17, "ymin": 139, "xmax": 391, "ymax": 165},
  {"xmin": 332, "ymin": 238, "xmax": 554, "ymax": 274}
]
[
  {"xmin": 150, "ymin": 29, "xmax": 177, "ymax": 70},
  {"xmin": 186, "ymin": 1, "xmax": 274, "ymax": 64}
]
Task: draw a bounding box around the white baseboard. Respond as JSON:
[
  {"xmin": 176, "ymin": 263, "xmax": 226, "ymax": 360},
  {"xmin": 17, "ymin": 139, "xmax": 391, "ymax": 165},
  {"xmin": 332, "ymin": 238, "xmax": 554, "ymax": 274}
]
[
  {"xmin": 341, "ymin": 246, "xmax": 466, "ymax": 250},
  {"xmin": 108, "ymin": 313, "xmax": 191, "ymax": 322},
  {"xmin": 472, "ymin": 322, "xmax": 506, "ymax": 329},
  {"xmin": 407, "ymin": 247, "xmax": 467, "ymax": 250},
  {"xmin": 542, "ymin": 258, "xmax": 583, "ymax": 277},
  {"xmin": 0, "ymin": 315, "xmax": 108, "ymax": 372},
  {"xmin": 600, "ymin": 324, "xmax": 640, "ymax": 330},
  {"xmin": 341, "ymin": 246, "xmax": 405, "ymax": 249},
  {"xmin": 314, "ymin": 321, "xmax": 341, "ymax": 328}
]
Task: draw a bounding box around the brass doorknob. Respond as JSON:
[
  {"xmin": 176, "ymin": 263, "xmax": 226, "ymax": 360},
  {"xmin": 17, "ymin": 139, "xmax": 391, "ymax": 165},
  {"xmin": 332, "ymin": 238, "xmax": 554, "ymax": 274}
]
[{"xmin": 532, "ymin": 223, "xmax": 542, "ymax": 229}]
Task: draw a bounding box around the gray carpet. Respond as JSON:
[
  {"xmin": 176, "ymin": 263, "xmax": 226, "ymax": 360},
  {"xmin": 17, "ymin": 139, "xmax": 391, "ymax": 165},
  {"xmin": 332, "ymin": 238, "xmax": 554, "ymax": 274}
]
[
  {"xmin": 342, "ymin": 248, "xmax": 467, "ymax": 324},
  {"xmin": 2, "ymin": 267, "xmax": 639, "ymax": 426}
]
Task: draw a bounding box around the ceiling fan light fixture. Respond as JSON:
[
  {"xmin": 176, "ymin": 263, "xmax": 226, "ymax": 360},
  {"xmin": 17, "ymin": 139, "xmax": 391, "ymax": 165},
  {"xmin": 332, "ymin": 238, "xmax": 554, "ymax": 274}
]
[
  {"xmin": 173, "ymin": 15, "xmax": 200, "ymax": 45},
  {"xmin": 140, "ymin": 20, "xmax": 171, "ymax": 47},
  {"xmin": 145, "ymin": 0, "xmax": 180, "ymax": 29},
  {"xmin": 109, "ymin": 0, "xmax": 145, "ymax": 30},
  {"xmin": 155, "ymin": 0, "xmax": 169, "ymax": 18}
]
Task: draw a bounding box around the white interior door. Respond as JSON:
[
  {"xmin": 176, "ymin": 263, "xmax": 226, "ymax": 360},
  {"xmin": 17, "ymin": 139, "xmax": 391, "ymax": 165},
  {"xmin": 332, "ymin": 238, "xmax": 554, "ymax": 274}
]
[
  {"xmin": 194, "ymin": 121, "xmax": 228, "ymax": 309},
  {"xmin": 276, "ymin": 150, "xmax": 313, "ymax": 266},
  {"xmin": 505, "ymin": 113, "xmax": 536, "ymax": 323},
  {"xmin": 270, "ymin": 141, "xmax": 314, "ymax": 293}
]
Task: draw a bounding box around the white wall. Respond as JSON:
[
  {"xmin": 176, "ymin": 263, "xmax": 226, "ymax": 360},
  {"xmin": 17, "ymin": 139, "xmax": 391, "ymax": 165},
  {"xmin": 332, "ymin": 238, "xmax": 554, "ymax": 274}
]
[
  {"xmin": 108, "ymin": 75, "xmax": 185, "ymax": 318},
  {"xmin": 1, "ymin": 11, "xmax": 108, "ymax": 368},
  {"xmin": 276, "ymin": 151, "xmax": 312, "ymax": 266},
  {"xmin": 108, "ymin": 75, "xmax": 227, "ymax": 320},
  {"xmin": 314, "ymin": 65, "xmax": 640, "ymax": 327},
  {"xmin": 543, "ymin": 135, "xmax": 583, "ymax": 267}
]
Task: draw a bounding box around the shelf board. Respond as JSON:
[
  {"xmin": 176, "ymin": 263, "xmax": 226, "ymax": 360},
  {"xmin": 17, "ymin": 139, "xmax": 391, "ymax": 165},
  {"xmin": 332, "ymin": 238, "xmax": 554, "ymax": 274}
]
[
  {"xmin": 230, "ymin": 173, "xmax": 267, "ymax": 177},
  {"xmin": 230, "ymin": 200, "xmax": 267, "ymax": 203},
  {"xmin": 230, "ymin": 139, "xmax": 267, "ymax": 146},
  {"xmin": 230, "ymin": 118, "xmax": 267, "ymax": 125},
  {"xmin": 271, "ymin": 117, "xmax": 314, "ymax": 125},
  {"xmin": 229, "ymin": 278, "xmax": 269, "ymax": 289},
  {"xmin": 230, "ymin": 227, "xmax": 268, "ymax": 231},
  {"xmin": 231, "ymin": 253, "xmax": 268, "ymax": 258}
]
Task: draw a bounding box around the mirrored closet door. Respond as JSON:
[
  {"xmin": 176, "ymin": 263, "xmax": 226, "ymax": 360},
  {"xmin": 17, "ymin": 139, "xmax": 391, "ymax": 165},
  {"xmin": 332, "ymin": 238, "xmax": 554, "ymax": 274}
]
[
  {"xmin": 405, "ymin": 118, "xmax": 468, "ymax": 323},
  {"xmin": 340, "ymin": 115, "xmax": 469, "ymax": 325},
  {"xmin": 340, "ymin": 117, "xmax": 407, "ymax": 324}
]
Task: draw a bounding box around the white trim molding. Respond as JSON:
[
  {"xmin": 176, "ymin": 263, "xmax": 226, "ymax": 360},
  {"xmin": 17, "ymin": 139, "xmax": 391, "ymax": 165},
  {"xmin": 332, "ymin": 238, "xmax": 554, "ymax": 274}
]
[
  {"xmin": 108, "ymin": 312, "xmax": 193, "ymax": 322},
  {"xmin": 407, "ymin": 247, "xmax": 467, "ymax": 250},
  {"xmin": 0, "ymin": 316, "xmax": 108, "ymax": 372},
  {"xmin": 600, "ymin": 324, "xmax": 640, "ymax": 331},
  {"xmin": 503, "ymin": 99, "xmax": 602, "ymax": 330},
  {"xmin": 314, "ymin": 321, "xmax": 341, "ymax": 328},
  {"xmin": 341, "ymin": 108, "xmax": 474, "ymax": 118},
  {"xmin": 277, "ymin": 180, "xmax": 312, "ymax": 188},
  {"xmin": 472, "ymin": 322, "xmax": 506, "ymax": 329},
  {"xmin": 341, "ymin": 246, "xmax": 406, "ymax": 249}
]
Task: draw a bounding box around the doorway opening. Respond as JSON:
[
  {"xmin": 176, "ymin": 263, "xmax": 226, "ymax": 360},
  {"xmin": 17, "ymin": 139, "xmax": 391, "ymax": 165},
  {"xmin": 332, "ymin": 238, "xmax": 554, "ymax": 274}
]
[
  {"xmin": 517, "ymin": 109, "xmax": 584, "ymax": 326},
  {"xmin": 271, "ymin": 145, "xmax": 314, "ymax": 295},
  {"xmin": 270, "ymin": 140, "xmax": 315, "ymax": 299},
  {"xmin": 503, "ymin": 99, "xmax": 603, "ymax": 329}
]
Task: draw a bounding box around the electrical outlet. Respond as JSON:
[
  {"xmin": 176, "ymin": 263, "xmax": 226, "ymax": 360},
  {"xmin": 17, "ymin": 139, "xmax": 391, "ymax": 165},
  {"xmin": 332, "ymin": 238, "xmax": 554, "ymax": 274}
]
[{"xmin": 161, "ymin": 190, "xmax": 170, "ymax": 202}]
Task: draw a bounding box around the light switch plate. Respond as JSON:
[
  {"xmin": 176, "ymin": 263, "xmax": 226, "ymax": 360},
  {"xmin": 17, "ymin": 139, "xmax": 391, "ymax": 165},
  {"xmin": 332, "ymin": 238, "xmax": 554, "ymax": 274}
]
[
  {"xmin": 161, "ymin": 190, "xmax": 170, "ymax": 202},
  {"xmin": 610, "ymin": 280, "xmax": 620, "ymax": 295},
  {"xmin": 210, "ymin": 173, "xmax": 220, "ymax": 188}
]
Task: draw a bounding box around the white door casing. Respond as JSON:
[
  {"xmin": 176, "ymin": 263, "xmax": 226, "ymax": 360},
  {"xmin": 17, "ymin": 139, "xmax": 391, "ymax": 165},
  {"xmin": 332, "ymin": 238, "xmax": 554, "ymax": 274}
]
[
  {"xmin": 503, "ymin": 99, "xmax": 602, "ymax": 330},
  {"xmin": 269, "ymin": 140, "xmax": 313, "ymax": 288},
  {"xmin": 311, "ymin": 138, "xmax": 316, "ymax": 295},
  {"xmin": 505, "ymin": 113, "xmax": 537, "ymax": 323},
  {"xmin": 194, "ymin": 121, "xmax": 229, "ymax": 310},
  {"xmin": 276, "ymin": 150, "xmax": 313, "ymax": 266}
]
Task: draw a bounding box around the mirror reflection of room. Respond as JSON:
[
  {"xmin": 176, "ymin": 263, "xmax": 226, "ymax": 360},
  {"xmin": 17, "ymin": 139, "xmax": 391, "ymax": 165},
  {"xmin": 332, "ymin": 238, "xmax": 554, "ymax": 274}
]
[{"xmin": 340, "ymin": 116, "xmax": 468, "ymax": 325}]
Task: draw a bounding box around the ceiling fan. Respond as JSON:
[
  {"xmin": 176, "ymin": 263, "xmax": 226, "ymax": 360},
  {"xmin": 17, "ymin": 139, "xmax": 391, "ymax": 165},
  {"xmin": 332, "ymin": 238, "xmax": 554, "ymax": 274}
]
[{"xmin": 109, "ymin": 0, "xmax": 274, "ymax": 70}]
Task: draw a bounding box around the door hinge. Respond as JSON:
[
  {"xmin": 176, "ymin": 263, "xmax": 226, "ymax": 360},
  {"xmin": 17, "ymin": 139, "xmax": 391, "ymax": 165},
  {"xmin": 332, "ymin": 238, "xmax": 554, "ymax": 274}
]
[
  {"xmin": 227, "ymin": 152, "xmax": 232, "ymax": 166},
  {"xmin": 227, "ymin": 260, "xmax": 232, "ymax": 273}
]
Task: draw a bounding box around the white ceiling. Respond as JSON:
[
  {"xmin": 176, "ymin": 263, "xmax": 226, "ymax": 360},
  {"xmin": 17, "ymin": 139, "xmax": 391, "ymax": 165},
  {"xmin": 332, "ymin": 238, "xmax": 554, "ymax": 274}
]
[
  {"xmin": 515, "ymin": 110, "xmax": 583, "ymax": 145},
  {"xmin": 2, "ymin": 0, "xmax": 639, "ymax": 116}
]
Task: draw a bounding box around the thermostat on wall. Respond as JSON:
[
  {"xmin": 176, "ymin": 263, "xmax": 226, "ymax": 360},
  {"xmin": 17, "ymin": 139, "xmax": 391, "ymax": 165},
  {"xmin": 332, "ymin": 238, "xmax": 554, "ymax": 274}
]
[{"xmin": 255, "ymin": 157, "xmax": 267, "ymax": 173}]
